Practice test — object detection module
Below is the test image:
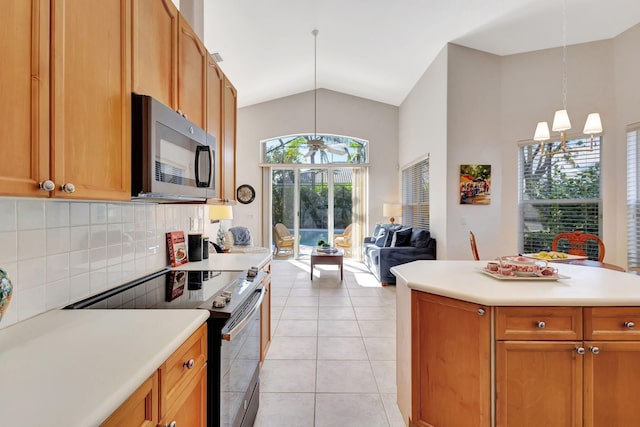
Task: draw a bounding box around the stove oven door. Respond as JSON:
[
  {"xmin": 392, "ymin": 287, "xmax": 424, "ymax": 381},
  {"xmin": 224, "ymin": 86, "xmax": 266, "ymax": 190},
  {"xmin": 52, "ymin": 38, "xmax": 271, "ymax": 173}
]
[{"xmin": 220, "ymin": 286, "xmax": 264, "ymax": 427}]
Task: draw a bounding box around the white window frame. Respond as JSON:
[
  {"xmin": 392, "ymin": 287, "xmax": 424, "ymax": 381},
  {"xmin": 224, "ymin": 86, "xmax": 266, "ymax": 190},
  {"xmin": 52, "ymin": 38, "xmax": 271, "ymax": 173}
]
[{"xmin": 401, "ymin": 156, "xmax": 430, "ymax": 230}]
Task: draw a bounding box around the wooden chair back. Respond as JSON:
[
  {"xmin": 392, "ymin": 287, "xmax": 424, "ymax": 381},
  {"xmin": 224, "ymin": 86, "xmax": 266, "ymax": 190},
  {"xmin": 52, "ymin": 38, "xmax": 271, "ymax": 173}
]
[
  {"xmin": 551, "ymin": 231, "xmax": 605, "ymax": 262},
  {"xmin": 469, "ymin": 231, "xmax": 480, "ymax": 261}
]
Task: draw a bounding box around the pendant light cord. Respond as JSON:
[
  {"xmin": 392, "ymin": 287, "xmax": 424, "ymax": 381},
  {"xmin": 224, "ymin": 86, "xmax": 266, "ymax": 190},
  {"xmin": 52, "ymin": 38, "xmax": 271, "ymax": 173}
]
[
  {"xmin": 312, "ymin": 29, "xmax": 318, "ymax": 139},
  {"xmin": 561, "ymin": 0, "xmax": 567, "ymax": 110}
]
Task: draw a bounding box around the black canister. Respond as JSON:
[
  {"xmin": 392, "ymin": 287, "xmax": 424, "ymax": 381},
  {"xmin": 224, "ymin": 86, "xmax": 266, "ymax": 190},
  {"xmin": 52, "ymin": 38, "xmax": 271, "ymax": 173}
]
[
  {"xmin": 188, "ymin": 233, "xmax": 203, "ymax": 262},
  {"xmin": 202, "ymin": 236, "xmax": 209, "ymax": 259}
]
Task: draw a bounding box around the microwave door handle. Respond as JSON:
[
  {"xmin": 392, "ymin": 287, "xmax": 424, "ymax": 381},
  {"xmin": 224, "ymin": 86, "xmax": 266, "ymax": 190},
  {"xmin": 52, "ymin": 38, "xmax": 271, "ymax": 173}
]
[{"xmin": 194, "ymin": 145, "xmax": 212, "ymax": 187}]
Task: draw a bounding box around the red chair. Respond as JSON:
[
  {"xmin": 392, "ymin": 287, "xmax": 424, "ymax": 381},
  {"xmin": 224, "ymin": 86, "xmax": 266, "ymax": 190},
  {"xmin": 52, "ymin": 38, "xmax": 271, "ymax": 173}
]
[{"xmin": 551, "ymin": 231, "xmax": 605, "ymax": 262}]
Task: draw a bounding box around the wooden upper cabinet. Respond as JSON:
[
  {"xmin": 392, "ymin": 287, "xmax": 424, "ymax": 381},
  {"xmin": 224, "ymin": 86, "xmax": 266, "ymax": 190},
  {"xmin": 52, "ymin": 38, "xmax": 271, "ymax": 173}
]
[
  {"xmin": 222, "ymin": 77, "xmax": 237, "ymax": 200},
  {"xmin": 51, "ymin": 0, "xmax": 131, "ymax": 201},
  {"xmin": 206, "ymin": 56, "xmax": 223, "ymax": 199},
  {"xmin": 177, "ymin": 14, "xmax": 207, "ymax": 129},
  {"xmin": 132, "ymin": 0, "xmax": 178, "ymax": 108},
  {"xmin": 0, "ymin": 0, "xmax": 49, "ymax": 197}
]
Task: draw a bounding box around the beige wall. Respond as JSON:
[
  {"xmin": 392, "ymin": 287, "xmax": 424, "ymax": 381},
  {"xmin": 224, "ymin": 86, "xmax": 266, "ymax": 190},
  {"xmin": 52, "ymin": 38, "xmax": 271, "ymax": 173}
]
[
  {"xmin": 399, "ymin": 23, "xmax": 640, "ymax": 266},
  {"xmin": 236, "ymin": 89, "xmax": 399, "ymax": 244},
  {"xmin": 398, "ymin": 47, "xmax": 449, "ymax": 255}
]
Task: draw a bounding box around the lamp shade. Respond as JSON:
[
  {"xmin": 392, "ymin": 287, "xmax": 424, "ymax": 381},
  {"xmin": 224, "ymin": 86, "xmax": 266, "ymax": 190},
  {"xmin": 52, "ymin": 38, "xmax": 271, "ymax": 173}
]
[
  {"xmin": 383, "ymin": 203, "xmax": 402, "ymax": 218},
  {"xmin": 583, "ymin": 113, "xmax": 603, "ymax": 135},
  {"xmin": 209, "ymin": 205, "xmax": 233, "ymax": 221},
  {"xmin": 533, "ymin": 121, "xmax": 550, "ymax": 141},
  {"xmin": 552, "ymin": 109, "xmax": 572, "ymax": 132}
]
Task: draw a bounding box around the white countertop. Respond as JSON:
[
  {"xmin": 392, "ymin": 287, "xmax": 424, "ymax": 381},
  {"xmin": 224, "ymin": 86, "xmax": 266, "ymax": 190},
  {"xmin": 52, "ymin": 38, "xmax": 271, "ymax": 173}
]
[
  {"xmin": 391, "ymin": 260, "xmax": 640, "ymax": 306},
  {"xmin": 0, "ymin": 309, "xmax": 209, "ymax": 426},
  {"xmin": 173, "ymin": 252, "xmax": 271, "ymax": 271}
]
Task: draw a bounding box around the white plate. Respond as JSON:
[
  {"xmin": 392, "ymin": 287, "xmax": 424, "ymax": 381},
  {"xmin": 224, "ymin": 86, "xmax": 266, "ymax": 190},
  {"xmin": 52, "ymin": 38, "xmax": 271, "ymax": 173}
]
[{"xmin": 479, "ymin": 268, "xmax": 570, "ymax": 281}]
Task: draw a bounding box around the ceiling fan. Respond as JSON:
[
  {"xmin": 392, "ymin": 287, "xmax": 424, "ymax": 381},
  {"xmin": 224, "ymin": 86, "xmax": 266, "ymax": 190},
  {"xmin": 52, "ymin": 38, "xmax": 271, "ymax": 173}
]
[
  {"xmin": 303, "ymin": 29, "xmax": 348, "ymax": 159},
  {"xmin": 304, "ymin": 139, "xmax": 348, "ymax": 157}
]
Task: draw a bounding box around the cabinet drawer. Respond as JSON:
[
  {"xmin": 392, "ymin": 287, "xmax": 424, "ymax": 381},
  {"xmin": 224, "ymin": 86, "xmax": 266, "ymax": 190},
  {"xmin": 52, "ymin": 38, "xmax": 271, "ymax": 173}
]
[
  {"xmin": 496, "ymin": 307, "xmax": 582, "ymax": 340},
  {"xmin": 159, "ymin": 323, "xmax": 207, "ymax": 414},
  {"xmin": 584, "ymin": 307, "xmax": 640, "ymax": 340}
]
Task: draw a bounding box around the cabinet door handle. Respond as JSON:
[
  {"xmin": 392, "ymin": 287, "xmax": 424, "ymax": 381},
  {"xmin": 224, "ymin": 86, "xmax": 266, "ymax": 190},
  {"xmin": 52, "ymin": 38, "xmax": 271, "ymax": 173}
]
[
  {"xmin": 625, "ymin": 321, "xmax": 635, "ymax": 329},
  {"xmin": 476, "ymin": 308, "xmax": 486, "ymax": 316},
  {"xmin": 576, "ymin": 346, "xmax": 585, "ymax": 355},
  {"xmin": 39, "ymin": 180, "xmax": 55, "ymax": 192},
  {"xmin": 166, "ymin": 421, "xmax": 177, "ymax": 427},
  {"xmin": 183, "ymin": 359, "xmax": 195, "ymax": 369},
  {"xmin": 61, "ymin": 183, "xmax": 76, "ymax": 193},
  {"xmin": 537, "ymin": 321, "xmax": 546, "ymax": 329},
  {"xmin": 590, "ymin": 346, "xmax": 600, "ymax": 355}
]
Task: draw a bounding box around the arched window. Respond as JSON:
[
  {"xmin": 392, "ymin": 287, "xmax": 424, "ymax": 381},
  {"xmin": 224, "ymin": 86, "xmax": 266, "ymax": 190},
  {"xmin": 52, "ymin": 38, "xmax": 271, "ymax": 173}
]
[{"xmin": 261, "ymin": 134, "xmax": 368, "ymax": 165}]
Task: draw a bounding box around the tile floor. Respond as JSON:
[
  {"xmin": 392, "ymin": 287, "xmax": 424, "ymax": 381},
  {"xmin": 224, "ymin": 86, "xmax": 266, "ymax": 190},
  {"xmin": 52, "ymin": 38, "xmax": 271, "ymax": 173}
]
[{"xmin": 253, "ymin": 258, "xmax": 406, "ymax": 427}]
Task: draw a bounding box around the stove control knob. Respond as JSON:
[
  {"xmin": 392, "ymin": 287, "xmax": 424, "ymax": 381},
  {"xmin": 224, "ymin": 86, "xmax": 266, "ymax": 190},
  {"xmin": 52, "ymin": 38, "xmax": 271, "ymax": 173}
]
[
  {"xmin": 221, "ymin": 291, "xmax": 232, "ymax": 301},
  {"xmin": 213, "ymin": 295, "xmax": 227, "ymax": 308}
]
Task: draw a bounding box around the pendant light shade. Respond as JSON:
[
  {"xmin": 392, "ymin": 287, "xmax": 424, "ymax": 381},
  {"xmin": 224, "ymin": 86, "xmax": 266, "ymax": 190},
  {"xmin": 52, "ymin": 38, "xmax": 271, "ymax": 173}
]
[{"xmin": 583, "ymin": 113, "xmax": 603, "ymax": 135}]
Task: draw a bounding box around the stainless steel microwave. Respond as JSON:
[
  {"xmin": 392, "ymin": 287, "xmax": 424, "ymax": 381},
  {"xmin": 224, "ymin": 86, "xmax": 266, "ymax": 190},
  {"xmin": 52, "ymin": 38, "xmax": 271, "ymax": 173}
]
[{"xmin": 131, "ymin": 93, "xmax": 216, "ymax": 202}]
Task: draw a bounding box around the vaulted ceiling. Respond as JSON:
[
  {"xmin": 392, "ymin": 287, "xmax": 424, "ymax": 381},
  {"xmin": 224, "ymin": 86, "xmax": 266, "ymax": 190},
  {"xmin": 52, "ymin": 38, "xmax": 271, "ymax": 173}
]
[{"xmin": 202, "ymin": 0, "xmax": 640, "ymax": 108}]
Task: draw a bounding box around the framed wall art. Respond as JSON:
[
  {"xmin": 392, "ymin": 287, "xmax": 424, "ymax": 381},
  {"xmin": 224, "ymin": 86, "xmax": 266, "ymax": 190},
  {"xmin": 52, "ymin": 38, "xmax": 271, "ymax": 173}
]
[{"xmin": 460, "ymin": 164, "xmax": 491, "ymax": 205}]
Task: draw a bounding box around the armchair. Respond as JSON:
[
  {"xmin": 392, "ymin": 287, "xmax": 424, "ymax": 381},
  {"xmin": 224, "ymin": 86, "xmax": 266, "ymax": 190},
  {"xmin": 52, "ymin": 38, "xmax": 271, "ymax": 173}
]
[
  {"xmin": 273, "ymin": 223, "xmax": 295, "ymax": 257},
  {"xmin": 334, "ymin": 224, "xmax": 353, "ymax": 256}
]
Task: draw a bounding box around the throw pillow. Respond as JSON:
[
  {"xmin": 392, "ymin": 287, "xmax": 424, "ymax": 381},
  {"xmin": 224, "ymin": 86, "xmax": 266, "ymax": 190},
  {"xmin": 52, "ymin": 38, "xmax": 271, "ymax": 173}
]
[
  {"xmin": 391, "ymin": 227, "xmax": 413, "ymax": 247},
  {"xmin": 374, "ymin": 228, "xmax": 388, "ymax": 247},
  {"xmin": 384, "ymin": 224, "xmax": 403, "ymax": 247},
  {"xmin": 410, "ymin": 228, "xmax": 432, "ymax": 248}
]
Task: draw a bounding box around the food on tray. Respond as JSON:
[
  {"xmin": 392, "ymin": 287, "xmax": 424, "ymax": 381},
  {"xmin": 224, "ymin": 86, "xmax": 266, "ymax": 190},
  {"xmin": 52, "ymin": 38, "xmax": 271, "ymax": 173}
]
[{"xmin": 530, "ymin": 251, "xmax": 568, "ymax": 260}]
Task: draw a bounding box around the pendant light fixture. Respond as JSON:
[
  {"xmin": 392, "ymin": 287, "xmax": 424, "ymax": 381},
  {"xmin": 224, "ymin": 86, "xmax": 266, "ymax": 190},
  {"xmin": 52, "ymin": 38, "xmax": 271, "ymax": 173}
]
[{"xmin": 533, "ymin": 0, "xmax": 603, "ymax": 156}]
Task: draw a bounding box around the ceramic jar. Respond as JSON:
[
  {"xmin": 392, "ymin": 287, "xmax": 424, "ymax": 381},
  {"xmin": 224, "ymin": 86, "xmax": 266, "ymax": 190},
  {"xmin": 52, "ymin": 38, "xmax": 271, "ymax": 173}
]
[{"xmin": 0, "ymin": 268, "xmax": 13, "ymax": 323}]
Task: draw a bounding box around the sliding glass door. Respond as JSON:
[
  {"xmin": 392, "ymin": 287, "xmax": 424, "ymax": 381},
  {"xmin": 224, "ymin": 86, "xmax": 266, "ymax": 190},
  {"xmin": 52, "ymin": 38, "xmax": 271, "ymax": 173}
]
[{"xmin": 269, "ymin": 166, "xmax": 365, "ymax": 258}]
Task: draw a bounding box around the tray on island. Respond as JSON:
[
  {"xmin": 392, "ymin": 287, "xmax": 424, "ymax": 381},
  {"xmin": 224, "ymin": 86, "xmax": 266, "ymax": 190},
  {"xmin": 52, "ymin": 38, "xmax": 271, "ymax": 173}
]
[
  {"xmin": 478, "ymin": 268, "xmax": 570, "ymax": 281},
  {"xmin": 316, "ymin": 246, "xmax": 339, "ymax": 254}
]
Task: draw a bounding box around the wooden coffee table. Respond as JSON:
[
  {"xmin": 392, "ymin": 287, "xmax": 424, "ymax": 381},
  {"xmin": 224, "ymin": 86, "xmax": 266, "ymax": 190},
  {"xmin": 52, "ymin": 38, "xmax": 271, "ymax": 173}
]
[{"xmin": 310, "ymin": 248, "xmax": 344, "ymax": 280}]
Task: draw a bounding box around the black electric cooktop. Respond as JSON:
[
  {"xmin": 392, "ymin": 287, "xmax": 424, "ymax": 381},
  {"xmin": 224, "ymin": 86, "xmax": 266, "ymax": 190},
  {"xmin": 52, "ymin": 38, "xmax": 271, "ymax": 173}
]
[{"xmin": 65, "ymin": 269, "xmax": 264, "ymax": 318}]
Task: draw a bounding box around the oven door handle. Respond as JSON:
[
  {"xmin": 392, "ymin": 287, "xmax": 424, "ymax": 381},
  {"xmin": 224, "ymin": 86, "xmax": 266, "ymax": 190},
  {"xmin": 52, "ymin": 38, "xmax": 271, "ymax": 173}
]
[{"xmin": 221, "ymin": 286, "xmax": 265, "ymax": 341}]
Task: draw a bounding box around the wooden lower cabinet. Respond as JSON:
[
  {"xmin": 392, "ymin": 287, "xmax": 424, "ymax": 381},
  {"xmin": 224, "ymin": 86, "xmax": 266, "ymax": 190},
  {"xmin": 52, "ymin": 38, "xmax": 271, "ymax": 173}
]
[
  {"xmin": 411, "ymin": 292, "xmax": 490, "ymax": 426},
  {"xmin": 260, "ymin": 262, "xmax": 272, "ymax": 362},
  {"xmin": 159, "ymin": 365, "xmax": 207, "ymax": 427},
  {"xmin": 411, "ymin": 296, "xmax": 640, "ymax": 426},
  {"xmin": 101, "ymin": 372, "xmax": 158, "ymax": 427},
  {"xmin": 496, "ymin": 341, "xmax": 583, "ymax": 426},
  {"xmin": 584, "ymin": 341, "xmax": 640, "ymax": 426},
  {"xmin": 101, "ymin": 324, "xmax": 207, "ymax": 427}
]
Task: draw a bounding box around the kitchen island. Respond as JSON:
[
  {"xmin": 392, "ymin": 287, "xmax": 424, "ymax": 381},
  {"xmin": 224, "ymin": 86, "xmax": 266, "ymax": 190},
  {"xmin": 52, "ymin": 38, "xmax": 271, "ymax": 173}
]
[{"xmin": 391, "ymin": 260, "xmax": 640, "ymax": 427}]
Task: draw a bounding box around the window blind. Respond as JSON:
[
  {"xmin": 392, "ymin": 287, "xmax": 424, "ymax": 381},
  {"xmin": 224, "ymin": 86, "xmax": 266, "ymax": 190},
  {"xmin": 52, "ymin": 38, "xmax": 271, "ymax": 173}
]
[
  {"xmin": 402, "ymin": 157, "xmax": 430, "ymax": 230},
  {"xmin": 627, "ymin": 125, "xmax": 640, "ymax": 272},
  {"xmin": 518, "ymin": 137, "xmax": 602, "ymax": 257}
]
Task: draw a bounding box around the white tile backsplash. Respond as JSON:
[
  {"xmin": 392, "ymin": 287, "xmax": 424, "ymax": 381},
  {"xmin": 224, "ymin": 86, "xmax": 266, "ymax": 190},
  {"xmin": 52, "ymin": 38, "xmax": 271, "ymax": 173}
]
[
  {"xmin": 70, "ymin": 203, "xmax": 90, "ymax": 226},
  {"xmin": 46, "ymin": 201, "xmax": 70, "ymax": 228},
  {"xmin": 90, "ymin": 203, "xmax": 107, "ymax": 225},
  {"xmin": 0, "ymin": 199, "xmax": 17, "ymax": 232},
  {"xmin": 46, "ymin": 253, "xmax": 70, "ymax": 282},
  {"xmin": 17, "ymin": 199, "xmax": 45, "ymax": 230},
  {"xmin": 0, "ymin": 197, "xmax": 205, "ymax": 329},
  {"xmin": 69, "ymin": 226, "xmax": 90, "ymax": 251},
  {"xmin": 46, "ymin": 227, "xmax": 70, "ymax": 255},
  {"xmin": 0, "ymin": 231, "xmax": 17, "ymax": 264},
  {"xmin": 18, "ymin": 229, "xmax": 45, "ymax": 260}
]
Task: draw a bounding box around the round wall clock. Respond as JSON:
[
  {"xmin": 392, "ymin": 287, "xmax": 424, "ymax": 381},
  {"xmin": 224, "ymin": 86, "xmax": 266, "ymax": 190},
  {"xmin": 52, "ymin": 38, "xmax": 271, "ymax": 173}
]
[{"xmin": 236, "ymin": 184, "xmax": 256, "ymax": 204}]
